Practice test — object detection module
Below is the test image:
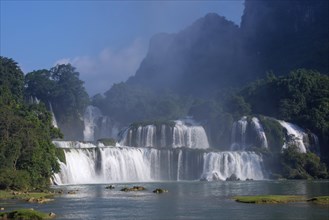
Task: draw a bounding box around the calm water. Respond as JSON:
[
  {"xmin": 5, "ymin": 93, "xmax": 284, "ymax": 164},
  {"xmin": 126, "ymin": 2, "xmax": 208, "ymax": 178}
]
[{"xmin": 1, "ymin": 180, "xmax": 329, "ymax": 219}]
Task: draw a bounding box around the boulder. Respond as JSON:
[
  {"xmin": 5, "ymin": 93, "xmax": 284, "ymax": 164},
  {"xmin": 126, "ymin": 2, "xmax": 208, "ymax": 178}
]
[
  {"xmin": 105, "ymin": 185, "xmax": 115, "ymax": 189},
  {"xmin": 120, "ymin": 186, "xmax": 146, "ymax": 192},
  {"xmin": 49, "ymin": 212, "xmax": 56, "ymax": 218},
  {"xmin": 153, "ymin": 188, "xmax": 168, "ymax": 194},
  {"xmin": 226, "ymin": 174, "xmax": 240, "ymax": 181}
]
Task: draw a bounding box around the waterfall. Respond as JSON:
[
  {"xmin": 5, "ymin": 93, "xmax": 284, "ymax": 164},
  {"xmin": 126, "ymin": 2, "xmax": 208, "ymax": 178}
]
[
  {"xmin": 230, "ymin": 116, "xmax": 248, "ymax": 150},
  {"xmin": 83, "ymin": 106, "xmax": 102, "ymax": 141},
  {"xmin": 83, "ymin": 105, "xmax": 117, "ymax": 142},
  {"xmin": 119, "ymin": 119, "xmax": 210, "ymax": 149},
  {"xmin": 251, "ymin": 117, "xmax": 268, "ymax": 149},
  {"xmin": 172, "ymin": 120, "xmax": 210, "ymax": 149},
  {"xmin": 278, "ymin": 120, "xmax": 307, "ymax": 153},
  {"xmin": 201, "ymin": 151, "xmax": 264, "ymax": 181},
  {"xmin": 49, "ymin": 102, "xmax": 58, "ymax": 128},
  {"xmin": 52, "ymin": 141, "xmax": 264, "ymax": 185}
]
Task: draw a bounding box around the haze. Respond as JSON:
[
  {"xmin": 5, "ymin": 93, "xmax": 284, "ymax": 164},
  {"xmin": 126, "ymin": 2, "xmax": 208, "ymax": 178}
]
[{"xmin": 0, "ymin": 1, "xmax": 244, "ymax": 95}]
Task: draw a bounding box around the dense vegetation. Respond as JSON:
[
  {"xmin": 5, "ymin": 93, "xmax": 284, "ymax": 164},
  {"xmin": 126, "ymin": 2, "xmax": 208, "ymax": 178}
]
[
  {"xmin": 25, "ymin": 64, "xmax": 89, "ymax": 140},
  {"xmin": 240, "ymin": 70, "xmax": 329, "ymax": 164},
  {"xmin": 92, "ymin": 83, "xmax": 191, "ymax": 125},
  {"xmin": 0, "ymin": 57, "xmax": 63, "ymax": 190},
  {"xmin": 0, "ymin": 0, "xmax": 328, "ymax": 186}
]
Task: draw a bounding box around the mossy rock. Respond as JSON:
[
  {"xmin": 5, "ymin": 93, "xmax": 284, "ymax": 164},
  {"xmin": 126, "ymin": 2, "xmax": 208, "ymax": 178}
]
[
  {"xmin": 97, "ymin": 138, "xmax": 116, "ymax": 146},
  {"xmin": 307, "ymin": 196, "xmax": 329, "ymax": 205},
  {"xmin": 234, "ymin": 195, "xmax": 305, "ymax": 204},
  {"xmin": 120, "ymin": 186, "xmax": 146, "ymax": 192},
  {"xmin": 153, "ymin": 188, "xmax": 168, "ymax": 194},
  {"xmin": 0, "ymin": 190, "xmax": 54, "ymax": 201},
  {"xmin": 0, "ymin": 209, "xmax": 55, "ymax": 219}
]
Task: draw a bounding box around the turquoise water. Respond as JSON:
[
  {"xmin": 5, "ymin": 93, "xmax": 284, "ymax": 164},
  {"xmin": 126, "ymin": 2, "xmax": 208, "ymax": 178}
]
[{"xmin": 2, "ymin": 180, "xmax": 329, "ymax": 219}]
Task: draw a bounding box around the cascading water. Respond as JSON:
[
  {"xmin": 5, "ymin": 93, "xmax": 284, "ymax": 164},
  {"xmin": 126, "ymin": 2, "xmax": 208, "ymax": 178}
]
[
  {"xmin": 53, "ymin": 116, "xmax": 318, "ymax": 185},
  {"xmin": 83, "ymin": 105, "xmax": 117, "ymax": 141},
  {"xmin": 49, "ymin": 102, "xmax": 58, "ymax": 128},
  {"xmin": 201, "ymin": 151, "xmax": 264, "ymax": 181},
  {"xmin": 251, "ymin": 117, "xmax": 268, "ymax": 149},
  {"xmin": 230, "ymin": 116, "xmax": 248, "ymax": 150},
  {"xmin": 52, "ymin": 141, "xmax": 264, "ymax": 185},
  {"xmin": 172, "ymin": 120, "xmax": 209, "ymax": 149},
  {"xmin": 83, "ymin": 106, "xmax": 102, "ymax": 141},
  {"xmin": 119, "ymin": 119, "xmax": 209, "ymax": 149},
  {"xmin": 278, "ymin": 120, "xmax": 307, "ymax": 153}
]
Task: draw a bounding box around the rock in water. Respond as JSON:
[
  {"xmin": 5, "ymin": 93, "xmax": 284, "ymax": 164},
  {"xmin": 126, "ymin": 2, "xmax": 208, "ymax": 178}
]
[
  {"xmin": 105, "ymin": 185, "xmax": 115, "ymax": 189},
  {"xmin": 226, "ymin": 174, "xmax": 240, "ymax": 181},
  {"xmin": 153, "ymin": 188, "xmax": 168, "ymax": 194}
]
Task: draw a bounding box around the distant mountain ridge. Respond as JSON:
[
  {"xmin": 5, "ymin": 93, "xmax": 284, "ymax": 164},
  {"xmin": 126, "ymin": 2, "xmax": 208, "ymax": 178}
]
[{"xmin": 126, "ymin": 0, "xmax": 328, "ymax": 96}]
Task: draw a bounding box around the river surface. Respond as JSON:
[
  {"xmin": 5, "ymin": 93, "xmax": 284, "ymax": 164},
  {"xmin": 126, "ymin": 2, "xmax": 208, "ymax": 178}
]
[{"xmin": 1, "ymin": 180, "xmax": 328, "ymax": 219}]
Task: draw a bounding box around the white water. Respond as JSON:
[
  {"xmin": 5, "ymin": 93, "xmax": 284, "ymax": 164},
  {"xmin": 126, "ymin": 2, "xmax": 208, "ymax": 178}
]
[
  {"xmin": 83, "ymin": 106, "xmax": 102, "ymax": 141},
  {"xmin": 278, "ymin": 120, "xmax": 307, "ymax": 153},
  {"xmin": 53, "ymin": 141, "xmax": 264, "ymax": 185},
  {"xmin": 120, "ymin": 119, "xmax": 209, "ymax": 149},
  {"xmin": 49, "ymin": 102, "xmax": 58, "ymax": 128},
  {"xmin": 230, "ymin": 116, "xmax": 248, "ymax": 150},
  {"xmin": 201, "ymin": 151, "xmax": 264, "ymax": 181},
  {"xmin": 251, "ymin": 117, "xmax": 268, "ymax": 149},
  {"xmin": 172, "ymin": 120, "xmax": 209, "ymax": 149},
  {"xmin": 83, "ymin": 105, "xmax": 117, "ymax": 141}
]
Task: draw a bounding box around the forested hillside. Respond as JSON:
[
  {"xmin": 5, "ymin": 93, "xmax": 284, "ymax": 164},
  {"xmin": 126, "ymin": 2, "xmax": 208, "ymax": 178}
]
[
  {"xmin": 125, "ymin": 0, "xmax": 328, "ymax": 96},
  {"xmin": 0, "ymin": 57, "xmax": 63, "ymax": 190}
]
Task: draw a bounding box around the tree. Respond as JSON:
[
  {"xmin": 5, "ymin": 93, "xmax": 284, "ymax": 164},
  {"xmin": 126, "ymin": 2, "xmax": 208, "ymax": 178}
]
[
  {"xmin": 0, "ymin": 56, "xmax": 24, "ymax": 102},
  {"xmin": 0, "ymin": 57, "xmax": 62, "ymax": 190}
]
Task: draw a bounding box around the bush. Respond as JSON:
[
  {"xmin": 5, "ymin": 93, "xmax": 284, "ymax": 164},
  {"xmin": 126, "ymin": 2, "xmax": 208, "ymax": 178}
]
[
  {"xmin": 55, "ymin": 148, "xmax": 66, "ymax": 164},
  {"xmin": 280, "ymin": 145, "xmax": 328, "ymax": 179},
  {"xmin": 97, "ymin": 138, "xmax": 117, "ymax": 146},
  {"xmin": 0, "ymin": 168, "xmax": 31, "ymax": 191}
]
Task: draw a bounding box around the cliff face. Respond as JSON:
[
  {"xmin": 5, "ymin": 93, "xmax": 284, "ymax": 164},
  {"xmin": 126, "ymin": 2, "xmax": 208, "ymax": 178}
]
[
  {"xmin": 127, "ymin": 1, "xmax": 328, "ymax": 96},
  {"xmin": 127, "ymin": 13, "xmax": 248, "ymax": 96},
  {"xmin": 241, "ymin": 0, "xmax": 329, "ymax": 75}
]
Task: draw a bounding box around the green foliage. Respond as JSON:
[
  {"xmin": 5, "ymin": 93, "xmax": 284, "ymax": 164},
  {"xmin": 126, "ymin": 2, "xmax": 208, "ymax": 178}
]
[
  {"xmin": 280, "ymin": 145, "xmax": 328, "ymax": 179},
  {"xmin": 0, "ymin": 57, "xmax": 61, "ymax": 190},
  {"xmin": 241, "ymin": 69, "xmax": 329, "ymax": 165},
  {"xmin": 94, "ymin": 83, "xmax": 190, "ymax": 125},
  {"xmin": 0, "ymin": 209, "xmax": 52, "ymax": 220},
  {"xmin": 25, "ymin": 64, "xmax": 89, "ymax": 124},
  {"xmin": 0, "ymin": 169, "xmax": 31, "ymax": 191},
  {"xmin": 97, "ymin": 138, "xmax": 116, "ymax": 146},
  {"xmin": 258, "ymin": 116, "xmax": 284, "ymax": 153},
  {"xmin": 55, "ymin": 148, "xmax": 66, "ymax": 164},
  {"xmin": 234, "ymin": 195, "xmax": 305, "ymax": 204},
  {"xmin": 224, "ymin": 95, "xmax": 251, "ymax": 120},
  {"xmin": 0, "ymin": 56, "xmax": 24, "ymax": 102}
]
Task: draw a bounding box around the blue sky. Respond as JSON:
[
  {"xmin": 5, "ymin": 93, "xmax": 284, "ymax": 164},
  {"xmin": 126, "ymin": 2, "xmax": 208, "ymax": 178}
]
[{"xmin": 1, "ymin": 0, "xmax": 244, "ymax": 95}]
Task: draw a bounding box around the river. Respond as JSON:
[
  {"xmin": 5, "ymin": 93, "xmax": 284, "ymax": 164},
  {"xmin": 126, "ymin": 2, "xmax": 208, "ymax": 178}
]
[{"xmin": 2, "ymin": 180, "xmax": 328, "ymax": 219}]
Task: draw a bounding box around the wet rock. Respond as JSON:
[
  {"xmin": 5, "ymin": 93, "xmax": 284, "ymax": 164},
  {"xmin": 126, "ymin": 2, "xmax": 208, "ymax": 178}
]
[
  {"xmin": 105, "ymin": 185, "xmax": 115, "ymax": 189},
  {"xmin": 27, "ymin": 197, "xmax": 54, "ymax": 204},
  {"xmin": 49, "ymin": 212, "xmax": 56, "ymax": 218},
  {"xmin": 153, "ymin": 188, "xmax": 168, "ymax": 194},
  {"xmin": 120, "ymin": 186, "xmax": 146, "ymax": 192},
  {"xmin": 226, "ymin": 174, "xmax": 240, "ymax": 181}
]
